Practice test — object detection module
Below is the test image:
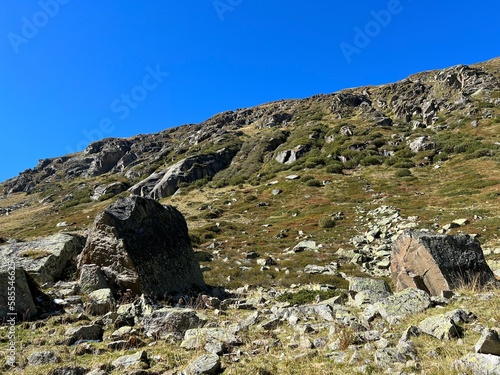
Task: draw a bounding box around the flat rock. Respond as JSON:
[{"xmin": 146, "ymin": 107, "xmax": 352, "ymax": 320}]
[
  {"xmin": 111, "ymin": 350, "xmax": 149, "ymax": 369},
  {"xmin": 0, "ymin": 233, "xmax": 85, "ymax": 284},
  {"xmin": 418, "ymin": 314, "xmax": 463, "ymax": 340},
  {"xmin": 65, "ymin": 324, "xmax": 104, "ymax": 345},
  {"xmin": 184, "ymin": 353, "xmax": 221, "ymax": 375},
  {"xmin": 372, "ymin": 288, "xmax": 432, "ymax": 324},
  {"xmin": 27, "ymin": 351, "xmax": 60, "ymax": 366},
  {"xmin": 454, "ymin": 353, "xmax": 500, "ymax": 375}
]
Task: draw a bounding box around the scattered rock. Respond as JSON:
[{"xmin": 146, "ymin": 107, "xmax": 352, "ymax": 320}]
[
  {"xmin": 85, "ymin": 288, "xmax": 115, "ymax": 316},
  {"xmin": 275, "ymin": 145, "xmax": 310, "ymax": 164},
  {"xmin": 454, "ymin": 353, "xmax": 500, "ymax": 375},
  {"xmin": 142, "ymin": 308, "xmax": 207, "ymax": 340},
  {"xmin": 111, "ymin": 350, "xmax": 149, "ymax": 369},
  {"xmin": 27, "ymin": 351, "xmax": 60, "ymax": 366},
  {"xmin": 293, "ymin": 240, "xmax": 319, "ymax": 252},
  {"xmin": 181, "ymin": 328, "xmax": 242, "ymax": 350},
  {"xmin": 130, "ymin": 149, "xmax": 236, "ymax": 199},
  {"xmin": 349, "ymin": 277, "xmax": 392, "ymax": 294},
  {"xmin": 65, "ymin": 324, "xmax": 104, "ymax": 345},
  {"xmin": 47, "ymin": 366, "xmax": 88, "ymax": 375},
  {"xmin": 452, "ymin": 218, "xmax": 470, "ymax": 226},
  {"xmin": 184, "ymin": 353, "xmax": 221, "ymax": 375},
  {"xmin": 418, "ymin": 313, "xmax": 464, "ymax": 340},
  {"xmin": 91, "ymin": 182, "xmax": 129, "ymax": 201},
  {"xmin": 475, "ymin": 329, "xmax": 500, "ymax": 356},
  {"xmin": 372, "ymin": 288, "xmax": 432, "ymax": 324},
  {"xmin": 408, "ymin": 136, "xmax": 436, "ymax": 152},
  {"xmin": 304, "ymin": 264, "xmax": 338, "ymax": 275},
  {"xmin": 78, "ymin": 264, "xmax": 109, "ymax": 294}
]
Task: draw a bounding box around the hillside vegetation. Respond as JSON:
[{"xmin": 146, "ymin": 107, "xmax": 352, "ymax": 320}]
[{"xmin": 0, "ymin": 58, "xmax": 499, "ymax": 374}]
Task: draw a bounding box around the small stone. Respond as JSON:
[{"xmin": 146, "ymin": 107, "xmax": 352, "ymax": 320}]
[
  {"xmin": 245, "ymin": 251, "xmax": 260, "ymax": 259},
  {"xmin": 65, "ymin": 324, "xmax": 104, "ymax": 345},
  {"xmin": 418, "ymin": 314, "xmax": 463, "ymax": 340},
  {"xmin": 27, "ymin": 351, "xmax": 60, "ymax": 366},
  {"xmin": 111, "ymin": 350, "xmax": 149, "ymax": 369},
  {"xmin": 184, "ymin": 353, "xmax": 221, "ymax": 375},
  {"xmin": 107, "ymin": 340, "xmax": 129, "ymax": 350},
  {"xmin": 86, "ymin": 288, "xmax": 115, "ymax": 316},
  {"xmin": 452, "ymin": 218, "xmax": 470, "ymax": 226}
]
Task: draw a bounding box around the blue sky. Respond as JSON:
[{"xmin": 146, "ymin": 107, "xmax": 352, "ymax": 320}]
[{"xmin": 1, "ymin": 0, "xmax": 499, "ymax": 182}]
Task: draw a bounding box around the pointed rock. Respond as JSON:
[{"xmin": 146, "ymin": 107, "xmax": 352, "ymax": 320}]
[{"xmin": 77, "ymin": 196, "xmax": 206, "ymax": 298}]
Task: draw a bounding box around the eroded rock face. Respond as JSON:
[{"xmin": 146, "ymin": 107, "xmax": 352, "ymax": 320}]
[
  {"xmin": 391, "ymin": 230, "xmax": 495, "ymax": 296},
  {"xmin": 0, "ymin": 267, "xmax": 38, "ymax": 320},
  {"xmin": 129, "ymin": 148, "xmax": 236, "ymax": 200},
  {"xmin": 0, "ymin": 234, "xmax": 86, "ymax": 285},
  {"xmin": 77, "ymin": 196, "xmax": 206, "ymax": 298}
]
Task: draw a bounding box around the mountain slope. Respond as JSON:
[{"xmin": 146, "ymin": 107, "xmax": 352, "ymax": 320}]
[{"xmin": 1, "ymin": 58, "xmax": 499, "ymax": 288}]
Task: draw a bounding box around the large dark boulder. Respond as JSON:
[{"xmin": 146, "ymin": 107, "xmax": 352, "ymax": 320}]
[
  {"xmin": 77, "ymin": 196, "xmax": 206, "ymax": 298},
  {"xmin": 391, "ymin": 230, "xmax": 495, "ymax": 296}
]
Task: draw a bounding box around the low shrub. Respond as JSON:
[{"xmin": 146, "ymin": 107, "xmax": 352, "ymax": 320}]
[
  {"xmin": 326, "ymin": 163, "xmax": 344, "ymax": 174},
  {"xmin": 276, "ymin": 289, "xmax": 342, "ymax": 305},
  {"xmin": 306, "ymin": 179, "xmax": 322, "ymax": 187},
  {"xmin": 319, "ymin": 215, "xmax": 336, "ymax": 228},
  {"xmin": 395, "ymin": 168, "xmax": 412, "ymax": 177}
]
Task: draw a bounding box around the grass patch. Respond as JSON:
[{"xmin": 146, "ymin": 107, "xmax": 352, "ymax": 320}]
[
  {"xmin": 18, "ymin": 249, "xmax": 51, "ymax": 260},
  {"xmin": 276, "ymin": 289, "xmax": 344, "ymax": 305}
]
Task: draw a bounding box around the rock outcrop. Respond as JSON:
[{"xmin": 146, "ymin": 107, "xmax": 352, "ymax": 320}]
[
  {"xmin": 77, "ymin": 196, "xmax": 206, "ymax": 298},
  {"xmin": 0, "ymin": 234, "xmax": 86, "ymax": 285},
  {"xmin": 129, "ymin": 148, "xmax": 236, "ymax": 199},
  {"xmin": 275, "ymin": 145, "xmax": 310, "ymax": 164},
  {"xmin": 391, "ymin": 230, "xmax": 495, "ymax": 296}
]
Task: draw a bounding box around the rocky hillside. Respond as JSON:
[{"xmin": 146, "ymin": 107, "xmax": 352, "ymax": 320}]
[{"xmin": 0, "ymin": 58, "xmax": 500, "ymax": 374}]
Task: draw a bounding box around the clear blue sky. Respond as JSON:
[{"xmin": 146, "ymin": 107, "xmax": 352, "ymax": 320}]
[{"xmin": 1, "ymin": 0, "xmax": 499, "ymax": 182}]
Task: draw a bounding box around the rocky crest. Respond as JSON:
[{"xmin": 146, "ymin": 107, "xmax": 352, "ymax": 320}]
[
  {"xmin": 0, "ymin": 58, "xmax": 499, "ymax": 374},
  {"xmin": 3, "ymin": 58, "xmax": 499, "ymax": 200}
]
